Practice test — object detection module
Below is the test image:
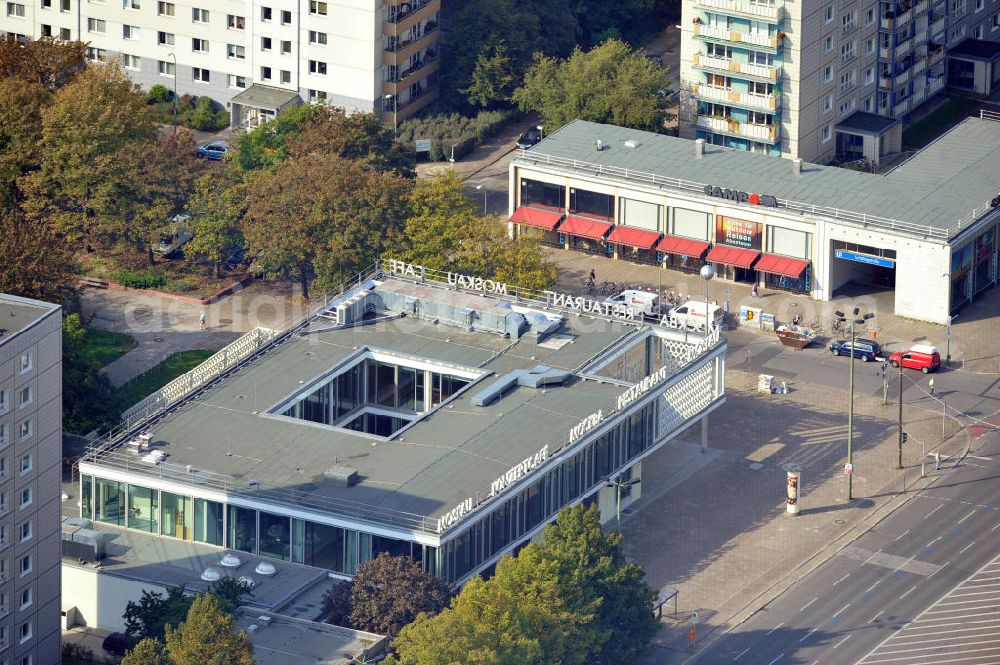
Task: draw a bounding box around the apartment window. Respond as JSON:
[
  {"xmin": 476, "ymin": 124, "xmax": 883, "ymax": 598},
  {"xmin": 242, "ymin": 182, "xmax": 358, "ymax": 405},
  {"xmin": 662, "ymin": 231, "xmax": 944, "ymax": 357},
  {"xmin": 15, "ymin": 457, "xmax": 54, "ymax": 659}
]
[
  {"xmin": 865, "ymin": 65, "xmax": 875, "ymax": 85},
  {"xmin": 866, "ymin": 7, "xmax": 875, "ymax": 24},
  {"xmin": 260, "ymin": 65, "xmax": 272, "ymax": 80},
  {"xmin": 19, "ymin": 656, "xmax": 31, "ymax": 665},
  {"xmin": 706, "ymin": 43, "xmax": 732, "ymax": 58},
  {"xmin": 259, "ymin": 37, "xmax": 270, "ymax": 52},
  {"xmin": 192, "ymin": 37, "xmax": 209, "ymax": 52},
  {"xmin": 191, "ymin": 7, "xmax": 208, "ymax": 22},
  {"xmin": 59, "ymin": 27, "xmax": 70, "ymax": 39},
  {"xmin": 866, "ymin": 37, "xmax": 874, "ymax": 55},
  {"xmin": 6, "ymin": 3, "xmax": 25, "ymax": 16},
  {"xmin": 18, "ymin": 455, "xmax": 30, "ymax": 477},
  {"xmin": 748, "ymin": 50, "xmax": 773, "ymax": 66},
  {"xmin": 822, "ymin": 124, "xmax": 832, "ymax": 142},
  {"xmin": 823, "ymin": 65, "xmax": 833, "ymax": 83},
  {"xmin": 17, "ymin": 387, "xmax": 29, "ymax": 409},
  {"xmin": 0, "ymin": 390, "xmax": 7, "ymax": 414},
  {"xmin": 17, "ymin": 420, "xmax": 30, "ymax": 442},
  {"xmin": 260, "ymin": 5, "xmax": 271, "ymax": 20},
  {"xmin": 227, "ymin": 44, "xmax": 245, "ymax": 59},
  {"xmin": 309, "ymin": 0, "xmax": 326, "ymax": 15},
  {"xmin": 123, "ymin": 24, "xmax": 138, "ymax": 38},
  {"xmin": 823, "ymin": 93, "xmax": 832, "ymax": 113},
  {"xmin": 309, "ymin": 30, "xmax": 327, "ymax": 44},
  {"xmin": 227, "ymin": 74, "xmax": 246, "ymax": 88},
  {"xmin": 824, "ymin": 35, "xmax": 833, "ymax": 52},
  {"xmin": 40, "ymin": 0, "xmax": 49, "ymax": 8},
  {"xmin": 839, "ymin": 99, "xmax": 855, "ymax": 115},
  {"xmin": 842, "ymin": 11, "xmax": 856, "ymax": 32},
  {"xmin": 18, "ymin": 588, "xmax": 30, "ymax": 610},
  {"xmin": 18, "ymin": 620, "xmax": 29, "ymax": 643},
  {"xmin": 280, "ymin": 69, "xmax": 290, "ymax": 83},
  {"xmin": 975, "ymin": 24, "xmax": 985, "ymax": 38},
  {"xmin": 18, "ymin": 522, "xmax": 30, "ymax": 544},
  {"xmin": 748, "ymin": 80, "xmax": 773, "ymax": 95},
  {"xmin": 227, "ymin": 13, "xmax": 244, "ymax": 29},
  {"xmin": 123, "ymin": 53, "xmax": 140, "ymax": 69},
  {"xmin": 280, "ymin": 40, "xmax": 291, "ymax": 54},
  {"xmin": 58, "ymin": 0, "xmax": 66, "ymax": 9},
  {"xmin": 825, "ymin": 4, "xmax": 834, "ymax": 22},
  {"xmin": 308, "ymin": 89, "xmax": 327, "ymax": 103},
  {"xmin": 993, "ymin": 12, "xmax": 999, "ymax": 29},
  {"xmin": 309, "ymin": 60, "xmax": 327, "ymax": 75},
  {"xmin": 840, "ymin": 70, "xmax": 856, "ymax": 90},
  {"xmin": 158, "ymin": 31, "xmax": 175, "ymax": 45},
  {"xmin": 864, "ymin": 95, "xmax": 874, "ymax": 112},
  {"xmin": 280, "ymin": 8, "xmax": 290, "ymax": 23},
  {"xmin": 18, "ymin": 488, "xmax": 30, "ymax": 509},
  {"xmin": 157, "ymin": 0, "xmax": 173, "ymax": 15},
  {"xmin": 87, "ymin": 17, "xmax": 105, "ymax": 32},
  {"xmin": 0, "ymin": 424, "xmax": 6, "ymax": 449},
  {"xmin": 157, "ymin": 60, "xmax": 175, "ymax": 76},
  {"xmin": 18, "ymin": 354, "xmax": 30, "ymax": 374},
  {"xmin": 0, "ymin": 492, "xmax": 7, "ymax": 514},
  {"xmin": 193, "ymin": 67, "xmax": 209, "ymax": 82},
  {"xmin": 40, "ymin": 23, "xmax": 52, "ymax": 35},
  {"xmin": 123, "ymin": 0, "xmax": 138, "ymax": 7},
  {"xmin": 841, "ymin": 41, "xmax": 856, "ymax": 63}
]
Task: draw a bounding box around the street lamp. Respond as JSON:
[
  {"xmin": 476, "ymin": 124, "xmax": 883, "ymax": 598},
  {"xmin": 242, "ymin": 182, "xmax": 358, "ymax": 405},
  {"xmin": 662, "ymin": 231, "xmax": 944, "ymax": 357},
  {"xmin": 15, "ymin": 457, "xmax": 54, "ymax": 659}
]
[
  {"xmin": 699, "ymin": 264, "xmax": 715, "ymax": 330},
  {"xmin": 537, "ymin": 124, "xmax": 544, "ymax": 140},
  {"xmin": 475, "ymin": 185, "xmax": 487, "ymax": 216},
  {"xmin": 384, "ymin": 94, "xmax": 397, "ymax": 137},
  {"xmin": 834, "ymin": 306, "xmax": 875, "ymax": 500},
  {"xmin": 606, "ymin": 475, "xmax": 641, "ymax": 530},
  {"xmin": 941, "ymin": 273, "xmax": 952, "ymax": 363},
  {"xmin": 167, "ymin": 52, "xmax": 177, "ymax": 133}
]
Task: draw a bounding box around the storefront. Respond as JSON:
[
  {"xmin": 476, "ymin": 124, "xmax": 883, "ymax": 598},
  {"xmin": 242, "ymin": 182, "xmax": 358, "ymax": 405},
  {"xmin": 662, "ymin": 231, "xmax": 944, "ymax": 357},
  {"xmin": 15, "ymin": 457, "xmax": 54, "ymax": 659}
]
[
  {"xmin": 708, "ymin": 216, "xmax": 762, "ymax": 283},
  {"xmin": 608, "ymin": 225, "xmax": 661, "ymax": 265},
  {"xmin": 509, "ymin": 205, "xmax": 564, "ymax": 247},
  {"xmin": 755, "ymin": 226, "xmax": 813, "ymax": 294},
  {"xmin": 656, "ymin": 235, "xmax": 710, "ymax": 274},
  {"xmin": 973, "ymin": 228, "xmax": 995, "ymax": 296},
  {"xmin": 951, "ymin": 243, "xmax": 974, "ymax": 312},
  {"xmin": 558, "ymin": 215, "xmax": 613, "ymax": 255}
]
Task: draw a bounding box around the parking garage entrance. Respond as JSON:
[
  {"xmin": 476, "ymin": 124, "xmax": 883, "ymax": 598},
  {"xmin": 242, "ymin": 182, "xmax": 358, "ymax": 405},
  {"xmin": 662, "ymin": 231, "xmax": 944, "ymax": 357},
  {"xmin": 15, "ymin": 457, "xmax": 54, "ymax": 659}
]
[{"xmin": 831, "ymin": 241, "xmax": 896, "ymax": 294}]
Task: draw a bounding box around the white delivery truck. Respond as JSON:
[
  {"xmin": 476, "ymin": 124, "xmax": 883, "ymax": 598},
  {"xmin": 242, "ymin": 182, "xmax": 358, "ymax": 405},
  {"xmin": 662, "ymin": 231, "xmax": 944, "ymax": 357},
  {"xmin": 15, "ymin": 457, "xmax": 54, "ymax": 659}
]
[
  {"xmin": 604, "ymin": 290, "xmax": 662, "ymax": 318},
  {"xmin": 667, "ymin": 300, "xmax": 724, "ymax": 330}
]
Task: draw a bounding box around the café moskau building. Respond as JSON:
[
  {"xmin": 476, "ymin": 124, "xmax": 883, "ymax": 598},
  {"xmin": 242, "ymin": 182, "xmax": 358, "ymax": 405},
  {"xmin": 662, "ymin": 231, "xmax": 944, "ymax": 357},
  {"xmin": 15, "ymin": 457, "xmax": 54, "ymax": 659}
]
[
  {"xmin": 508, "ymin": 115, "xmax": 1000, "ymax": 324},
  {"xmin": 77, "ymin": 260, "xmax": 726, "ymax": 586}
]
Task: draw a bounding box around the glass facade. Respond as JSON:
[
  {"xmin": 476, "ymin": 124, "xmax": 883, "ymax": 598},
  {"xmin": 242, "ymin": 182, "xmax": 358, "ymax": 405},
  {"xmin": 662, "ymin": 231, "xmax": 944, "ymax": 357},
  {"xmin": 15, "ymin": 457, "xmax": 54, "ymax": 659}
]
[
  {"xmin": 94, "ymin": 478, "xmax": 125, "ymax": 526},
  {"xmin": 228, "ymin": 505, "xmax": 257, "ymax": 554},
  {"xmin": 161, "ymin": 492, "xmax": 193, "ymax": 540},
  {"xmin": 127, "ymin": 485, "xmax": 159, "ymax": 533},
  {"xmin": 258, "ymin": 511, "xmax": 291, "ymax": 560},
  {"xmin": 194, "ymin": 498, "xmax": 224, "ymax": 546}
]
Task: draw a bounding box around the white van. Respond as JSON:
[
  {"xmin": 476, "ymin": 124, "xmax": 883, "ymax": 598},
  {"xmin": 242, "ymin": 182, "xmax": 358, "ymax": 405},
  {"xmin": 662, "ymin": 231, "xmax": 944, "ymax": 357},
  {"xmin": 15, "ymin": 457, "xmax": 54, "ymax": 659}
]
[
  {"xmin": 604, "ymin": 290, "xmax": 661, "ymax": 317},
  {"xmin": 667, "ymin": 300, "xmax": 723, "ymax": 330}
]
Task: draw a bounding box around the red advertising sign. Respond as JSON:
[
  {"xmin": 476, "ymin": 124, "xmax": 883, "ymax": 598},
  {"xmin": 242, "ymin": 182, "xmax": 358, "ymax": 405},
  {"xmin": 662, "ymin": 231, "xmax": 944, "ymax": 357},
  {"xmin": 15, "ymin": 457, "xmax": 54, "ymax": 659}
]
[{"xmin": 715, "ymin": 216, "xmax": 762, "ymax": 250}]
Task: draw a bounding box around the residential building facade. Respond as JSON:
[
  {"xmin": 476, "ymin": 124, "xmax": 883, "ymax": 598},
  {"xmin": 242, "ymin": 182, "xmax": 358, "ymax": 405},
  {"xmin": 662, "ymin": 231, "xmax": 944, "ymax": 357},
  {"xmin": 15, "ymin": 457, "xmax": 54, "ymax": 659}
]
[
  {"xmin": 679, "ymin": 0, "xmax": 1000, "ymax": 164},
  {"xmin": 0, "ymin": 294, "xmax": 62, "ymax": 665},
  {"xmin": 0, "ymin": 0, "xmax": 440, "ymax": 127}
]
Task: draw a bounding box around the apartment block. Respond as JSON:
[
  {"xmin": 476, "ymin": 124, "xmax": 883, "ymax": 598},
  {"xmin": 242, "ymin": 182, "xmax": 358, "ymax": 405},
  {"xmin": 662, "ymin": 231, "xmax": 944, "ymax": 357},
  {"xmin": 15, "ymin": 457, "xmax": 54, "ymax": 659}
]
[
  {"xmin": 679, "ymin": 0, "xmax": 1000, "ymax": 165},
  {"xmin": 0, "ymin": 0, "xmax": 440, "ymax": 128},
  {"xmin": 0, "ymin": 295, "xmax": 62, "ymax": 665}
]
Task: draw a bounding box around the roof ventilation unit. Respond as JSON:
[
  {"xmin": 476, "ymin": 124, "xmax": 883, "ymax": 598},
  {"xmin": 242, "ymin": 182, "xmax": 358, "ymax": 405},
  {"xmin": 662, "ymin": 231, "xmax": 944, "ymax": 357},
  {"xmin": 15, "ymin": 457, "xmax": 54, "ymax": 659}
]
[
  {"xmin": 624, "ymin": 139, "xmax": 640, "ymax": 148},
  {"xmin": 596, "ymin": 139, "xmax": 605, "ymax": 151},
  {"xmin": 324, "ymin": 466, "xmax": 359, "ymax": 487}
]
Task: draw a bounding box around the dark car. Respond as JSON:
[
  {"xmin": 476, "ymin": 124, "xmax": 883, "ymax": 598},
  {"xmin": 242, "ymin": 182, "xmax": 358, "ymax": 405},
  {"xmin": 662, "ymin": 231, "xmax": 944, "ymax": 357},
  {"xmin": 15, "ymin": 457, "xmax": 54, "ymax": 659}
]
[
  {"xmin": 196, "ymin": 140, "xmax": 230, "ymax": 160},
  {"xmin": 516, "ymin": 128, "xmax": 542, "ymax": 149},
  {"xmin": 830, "ymin": 337, "xmax": 881, "ymax": 362}
]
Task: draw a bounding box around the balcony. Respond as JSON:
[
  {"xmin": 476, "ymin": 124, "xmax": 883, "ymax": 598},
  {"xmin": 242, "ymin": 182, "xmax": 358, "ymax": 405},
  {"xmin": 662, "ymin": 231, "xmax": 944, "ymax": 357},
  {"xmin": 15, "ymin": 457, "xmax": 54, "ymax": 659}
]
[
  {"xmin": 691, "ymin": 53, "xmax": 779, "ymax": 81},
  {"xmin": 693, "ymin": 23, "xmax": 780, "ymax": 50},
  {"xmin": 695, "ymin": 114, "xmax": 779, "ymax": 143},
  {"xmin": 930, "ymin": 16, "xmax": 945, "ymax": 34},
  {"xmin": 896, "ymin": 67, "xmax": 910, "ymax": 85},
  {"xmin": 692, "ymin": 83, "xmax": 779, "ymax": 111},
  {"xmin": 383, "ymin": 0, "xmax": 439, "ymax": 36},
  {"xmin": 383, "ymin": 57, "xmax": 439, "ymax": 95},
  {"xmin": 927, "ymin": 75, "xmax": 945, "ymax": 96},
  {"xmin": 893, "ymin": 97, "xmax": 911, "ymax": 116},
  {"xmin": 915, "ymin": 0, "xmax": 928, "ymax": 14},
  {"xmin": 383, "ymin": 23, "xmax": 438, "ymax": 65},
  {"xmin": 693, "ymin": 0, "xmax": 780, "ymax": 21},
  {"xmin": 928, "ymin": 44, "xmax": 945, "ymax": 66},
  {"xmin": 896, "ymin": 37, "xmax": 912, "ymax": 58}
]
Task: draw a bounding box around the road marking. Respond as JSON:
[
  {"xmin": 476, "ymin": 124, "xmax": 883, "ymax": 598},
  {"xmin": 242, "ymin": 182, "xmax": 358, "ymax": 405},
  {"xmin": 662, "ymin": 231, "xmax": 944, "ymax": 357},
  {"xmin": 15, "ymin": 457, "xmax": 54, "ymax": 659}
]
[
  {"xmin": 732, "ymin": 647, "xmax": 750, "ymax": 661},
  {"xmin": 928, "ymin": 561, "xmax": 949, "ymax": 578},
  {"xmin": 833, "ymin": 635, "xmax": 852, "ymax": 649},
  {"xmin": 800, "ymin": 597, "xmax": 818, "ymax": 611},
  {"xmin": 766, "ymin": 623, "xmax": 783, "ymax": 635},
  {"xmin": 799, "ymin": 628, "xmax": 817, "ymax": 643},
  {"xmin": 867, "ymin": 580, "xmax": 882, "ymax": 592},
  {"xmin": 958, "ymin": 509, "xmax": 977, "ymax": 525},
  {"xmin": 894, "ymin": 530, "xmax": 909, "ymax": 542},
  {"xmin": 766, "ymin": 654, "xmax": 784, "ymax": 665},
  {"xmin": 926, "ymin": 536, "xmax": 942, "ymax": 548},
  {"xmin": 968, "ymin": 455, "xmax": 993, "ymax": 461},
  {"xmin": 833, "ymin": 603, "xmax": 851, "ymax": 618},
  {"xmin": 992, "ymin": 522, "xmax": 1000, "ymax": 531},
  {"xmin": 899, "ymin": 585, "xmax": 917, "ymax": 599},
  {"xmin": 960, "ymin": 541, "xmax": 977, "ymax": 554},
  {"xmin": 869, "ymin": 609, "xmax": 885, "ymax": 623},
  {"xmin": 834, "ymin": 573, "xmax": 851, "ymax": 586},
  {"xmin": 925, "ymin": 504, "xmax": 944, "ymax": 519}
]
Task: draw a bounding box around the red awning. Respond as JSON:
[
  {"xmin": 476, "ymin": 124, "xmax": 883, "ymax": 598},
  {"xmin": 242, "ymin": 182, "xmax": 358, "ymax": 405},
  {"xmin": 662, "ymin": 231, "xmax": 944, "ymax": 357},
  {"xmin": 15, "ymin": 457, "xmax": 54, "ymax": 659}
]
[
  {"xmin": 656, "ymin": 235, "xmax": 710, "ymax": 258},
  {"xmin": 559, "ymin": 215, "xmax": 612, "ymax": 240},
  {"xmin": 607, "ymin": 225, "xmax": 661, "ymax": 249},
  {"xmin": 509, "ymin": 206, "xmax": 563, "ymax": 231},
  {"xmin": 706, "ymin": 245, "xmax": 761, "ymax": 269},
  {"xmin": 754, "ymin": 253, "xmax": 810, "ymax": 278}
]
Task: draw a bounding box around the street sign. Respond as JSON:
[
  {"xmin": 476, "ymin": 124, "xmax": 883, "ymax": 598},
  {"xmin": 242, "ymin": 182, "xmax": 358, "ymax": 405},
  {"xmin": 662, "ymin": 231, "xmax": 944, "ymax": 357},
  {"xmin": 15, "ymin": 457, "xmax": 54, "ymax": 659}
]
[
  {"xmin": 844, "ymin": 463, "xmax": 854, "ymax": 475},
  {"xmin": 415, "ymin": 139, "xmax": 432, "ymax": 152},
  {"xmin": 690, "ymin": 611, "xmax": 700, "ymax": 624}
]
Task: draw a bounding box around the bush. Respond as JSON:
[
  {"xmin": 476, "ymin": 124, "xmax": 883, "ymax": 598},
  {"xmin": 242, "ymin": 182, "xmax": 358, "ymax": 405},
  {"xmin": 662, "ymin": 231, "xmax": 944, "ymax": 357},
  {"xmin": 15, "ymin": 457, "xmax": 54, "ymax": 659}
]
[
  {"xmin": 167, "ymin": 276, "xmax": 199, "ymax": 292},
  {"xmin": 102, "ymin": 632, "xmax": 137, "ymax": 657},
  {"xmin": 62, "ymin": 642, "xmax": 95, "ymax": 661},
  {"xmin": 147, "ymin": 84, "xmax": 170, "ymax": 103},
  {"xmin": 396, "ymin": 107, "xmax": 521, "ymax": 161},
  {"xmin": 111, "ymin": 268, "xmax": 167, "ymax": 289}
]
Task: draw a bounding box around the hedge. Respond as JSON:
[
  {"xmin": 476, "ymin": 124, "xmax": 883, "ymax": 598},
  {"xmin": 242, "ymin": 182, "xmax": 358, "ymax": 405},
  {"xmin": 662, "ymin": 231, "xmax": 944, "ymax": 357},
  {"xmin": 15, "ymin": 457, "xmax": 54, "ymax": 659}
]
[{"xmin": 396, "ymin": 108, "xmax": 522, "ymax": 161}]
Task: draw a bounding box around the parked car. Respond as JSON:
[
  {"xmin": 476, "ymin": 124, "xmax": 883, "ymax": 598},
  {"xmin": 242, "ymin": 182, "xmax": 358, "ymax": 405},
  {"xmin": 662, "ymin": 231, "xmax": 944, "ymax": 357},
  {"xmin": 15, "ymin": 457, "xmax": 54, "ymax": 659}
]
[
  {"xmin": 889, "ymin": 344, "xmax": 941, "ymax": 373},
  {"xmin": 153, "ymin": 213, "xmax": 194, "ymax": 258},
  {"xmin": 604, "ymin": 290, "xmax": 662, "ymax": 318},
  {"xmin": 830, "ymin": 337, "xmax": 881, "ymax": 362},
  {"xmin": 515, "ymin": 128, "xmax": 542, "ymax": 149},
  {"xmin": 196, "ymin": 140, "xmax": 230, "ymax": 160}
]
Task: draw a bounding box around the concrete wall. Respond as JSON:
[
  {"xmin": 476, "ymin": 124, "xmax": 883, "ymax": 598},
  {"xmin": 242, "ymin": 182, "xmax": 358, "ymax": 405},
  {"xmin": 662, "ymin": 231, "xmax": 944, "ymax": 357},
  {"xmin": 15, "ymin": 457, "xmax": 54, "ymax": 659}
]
[{"xmin": 62, "ymin": 565, "xmax": 170, "ymax": 633}]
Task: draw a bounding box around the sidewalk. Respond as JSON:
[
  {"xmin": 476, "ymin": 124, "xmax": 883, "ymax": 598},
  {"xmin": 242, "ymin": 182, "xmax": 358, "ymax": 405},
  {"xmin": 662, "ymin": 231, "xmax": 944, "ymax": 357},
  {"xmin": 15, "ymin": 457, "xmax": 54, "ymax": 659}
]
[
  {"xmin": 622, "ymin": 367, "xmax": 968, "ymax": 665},
  {"xmin": 414, "ymin": 112, "xmax": 542, "ymax": 182}
]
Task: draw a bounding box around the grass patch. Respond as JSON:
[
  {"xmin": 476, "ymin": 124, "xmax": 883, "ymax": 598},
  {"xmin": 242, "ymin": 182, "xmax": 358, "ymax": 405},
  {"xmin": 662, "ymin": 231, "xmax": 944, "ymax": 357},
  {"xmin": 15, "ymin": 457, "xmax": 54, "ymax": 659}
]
[
  {"xmin": 113, "ymin": 350, "xmax": 215, "ymax": 412},
  {"xmin": 79, "ymin": 328, "xmax": 137, "ymax": 368},
  {"xmin": 902, "ymin": 95, "xmax": 979, "ymax": 148}
]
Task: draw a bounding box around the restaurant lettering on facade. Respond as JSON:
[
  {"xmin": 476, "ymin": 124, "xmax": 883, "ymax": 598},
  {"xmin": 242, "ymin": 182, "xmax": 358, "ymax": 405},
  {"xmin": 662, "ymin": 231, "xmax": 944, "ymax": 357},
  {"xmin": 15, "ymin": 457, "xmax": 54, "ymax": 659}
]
[{"xmin": 704, "ymin": 185, "xmax": 778, "ymax": 207}]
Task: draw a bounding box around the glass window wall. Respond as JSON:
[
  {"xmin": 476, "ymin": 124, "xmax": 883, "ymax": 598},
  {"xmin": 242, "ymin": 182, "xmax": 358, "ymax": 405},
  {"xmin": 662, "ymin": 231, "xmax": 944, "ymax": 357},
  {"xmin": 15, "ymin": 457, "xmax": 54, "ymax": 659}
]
[
  {"xmin": 94, "ymin": 478, "xmax": 125, "ymax": 526},
  {"xmin": 258, "ymin": 511, "xmax": 290, "ymax": 560},
  {"xmin": 81, "ymin": 475, "xmax": 92, "ymax": 520},
  {"xmin": 372, "ymin": 535, "xmax": 411, "ymax": 559},
  {"xmin": 303, "ymin": 520, "xmax": 345, "ymax": 572},
  {"xmin": 161, "ymin": 492, "xmax": 193, "ymax": 540},
  {"xmin": 228, "ymin": 505, "xmax": 257, "ymax": 554},
  {"xmin": 127, "ymin": 485, "xmax": 159, "ymax": 533},
  {"xmin": 194, "ymin": 498, "xmax": 224, "ymax": 546}
]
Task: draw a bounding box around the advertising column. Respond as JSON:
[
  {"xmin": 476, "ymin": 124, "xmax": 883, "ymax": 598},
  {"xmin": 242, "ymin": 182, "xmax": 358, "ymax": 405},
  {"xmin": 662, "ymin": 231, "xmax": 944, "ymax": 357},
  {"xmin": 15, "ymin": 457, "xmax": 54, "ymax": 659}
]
[{"xmin": 784, "ymin": 464, "xmax": 803, "ymax": 515}]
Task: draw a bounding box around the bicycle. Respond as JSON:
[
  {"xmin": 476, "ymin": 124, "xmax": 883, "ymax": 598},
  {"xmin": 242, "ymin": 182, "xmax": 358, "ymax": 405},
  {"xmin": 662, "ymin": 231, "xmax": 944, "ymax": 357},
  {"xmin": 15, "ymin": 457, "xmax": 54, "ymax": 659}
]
[{"xmin": 829, "ymin": 318, "xmax": 845, "ymax": 336}]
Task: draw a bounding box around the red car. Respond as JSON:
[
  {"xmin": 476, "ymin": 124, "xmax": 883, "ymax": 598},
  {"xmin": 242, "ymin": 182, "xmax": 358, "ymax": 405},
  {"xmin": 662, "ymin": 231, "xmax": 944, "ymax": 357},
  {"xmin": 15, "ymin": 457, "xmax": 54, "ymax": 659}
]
[{"xmin": 889, "ymin": 344, "xmax": 941, "ymax": 373}]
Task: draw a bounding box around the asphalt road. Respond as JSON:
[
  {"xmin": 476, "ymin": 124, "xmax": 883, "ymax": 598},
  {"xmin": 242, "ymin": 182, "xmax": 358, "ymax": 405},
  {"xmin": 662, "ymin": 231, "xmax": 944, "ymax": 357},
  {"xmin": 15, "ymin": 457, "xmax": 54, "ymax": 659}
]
[{"xmin": 690, "ymin": 425, "xmax": 1000, "ymax": 664}]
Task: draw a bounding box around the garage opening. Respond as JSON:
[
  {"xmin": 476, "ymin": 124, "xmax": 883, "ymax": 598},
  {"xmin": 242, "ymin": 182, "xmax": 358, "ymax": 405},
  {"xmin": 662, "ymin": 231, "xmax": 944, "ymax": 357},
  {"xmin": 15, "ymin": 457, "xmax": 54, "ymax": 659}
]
[{"xmin": 830, "ymin": 241, "xmax": 896, "ymax": 296}]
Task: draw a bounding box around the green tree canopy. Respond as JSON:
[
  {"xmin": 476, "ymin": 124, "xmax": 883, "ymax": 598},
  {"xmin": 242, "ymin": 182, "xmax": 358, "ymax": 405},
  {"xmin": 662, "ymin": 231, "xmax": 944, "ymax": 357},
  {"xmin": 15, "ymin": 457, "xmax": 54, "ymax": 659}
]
[
  {"xmin": 513, "ymin": 39, "xmax": 672, "ymax": 132},
  {"xmin": 349, "ymin": 553, "xmax": 451, "ymax": 636},
  {"xmin": 186, "ymin": 171, "xmax": 249, "ymax": 278},
  {"xmin": 164, "ymin": 594, "xmax": 255, "ymax": 665},
  {"xmin": 0, "ymin": 79, "xmax": 49, "ymax": 209},
  {"xmin": 0, "ymin": 206, "xmax": 74, "ymax": 305},
  {"xmin": 287, "ymin": 107, "xmax": 415, "ymax": 177},
  {"xmin": 123, "ymin": 586, "xmax": 194, "ymax": 642},
  {"xmin": 232, "ymin": 103, "xmax": 317, "ymax": 173},
  {"xmin": 0, "ymin": 34, "xmax": 86, "ymax": 88},
  {"xmin": 61, "ymin": 314, "xmax": 117, "ymax": 433},
  {"xmin": 121, "ymin": 638, "xmax": 171, "ymax": 665},
  {"xmin": 461, "ymin": 39, "xmax": 516, "ymax": 109}
]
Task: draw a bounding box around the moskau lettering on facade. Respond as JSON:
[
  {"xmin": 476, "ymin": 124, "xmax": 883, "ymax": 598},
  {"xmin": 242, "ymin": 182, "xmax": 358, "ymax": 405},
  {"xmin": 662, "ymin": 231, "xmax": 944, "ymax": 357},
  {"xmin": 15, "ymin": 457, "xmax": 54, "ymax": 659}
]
[
  {"xmin": 568, "ymin": 411, "xmax": 603, "ymax": 444},
  {"xmin": 704, "ymin": 185, "xmax": 778, "ymax": 208},
  {"xmin": 543, "ymin": 291, "xmax": 640, "ymax": 320},
  {"xmin": 448, "ymin": 272, "xmax": 509, "ymax": 295},
  {"xmin": 616, "ymin": 365, "xmax": 669, "ymax": 410},
  {"xmin": 387, "ymin": 259, "xmax": 425, "ymax": 279},
  {"xmin": 488, "ymin": 445, "xmax": 550, "ymax": 497}
]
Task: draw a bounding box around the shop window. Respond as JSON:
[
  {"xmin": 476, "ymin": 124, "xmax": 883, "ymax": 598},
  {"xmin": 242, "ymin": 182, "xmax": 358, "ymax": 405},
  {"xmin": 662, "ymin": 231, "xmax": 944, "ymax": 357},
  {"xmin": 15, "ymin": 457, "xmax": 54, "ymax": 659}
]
[
  {"xmin": 519, "ymin": 179, "xmax": 565, "ymax": 210},
  {"xmin": 569, "ymin": 188, "xmax": 614, "ymax": 220}
]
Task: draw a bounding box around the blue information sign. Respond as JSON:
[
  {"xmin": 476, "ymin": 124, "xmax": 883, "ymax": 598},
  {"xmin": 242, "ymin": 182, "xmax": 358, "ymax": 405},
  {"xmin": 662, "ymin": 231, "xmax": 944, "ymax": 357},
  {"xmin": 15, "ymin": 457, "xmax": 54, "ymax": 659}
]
[{"xmin": 834, "ymin": 249, "xmax": 895, "ymax": 268}]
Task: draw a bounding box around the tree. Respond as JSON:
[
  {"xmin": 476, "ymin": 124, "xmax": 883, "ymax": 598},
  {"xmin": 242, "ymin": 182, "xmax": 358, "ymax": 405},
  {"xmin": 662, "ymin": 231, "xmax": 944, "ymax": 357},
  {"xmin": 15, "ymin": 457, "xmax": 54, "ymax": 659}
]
[
  {"xmin": 209, "ymin": 578, "xmax": 254, "ymax": 614},
  {"xmin": 123, "ymin": 586, "xmax": 194, "ymax": 642},
  {"xmin": 349, "ymin": 553, "xmax": 450, "ymax": 636},
  {"xmin": 287, "ymin": 107, "xmax": 415, "ymax": 177},
  {"xmin": 461, "ymin": 39, "xmax": 516, "ymax": 109},
  {"xmin": 242, "ymin": 153, "xmax": 411, "ymax": 297},
  {"xmin": 186, "ymin": 172, "xmax": 248, "ymax": 278},
  {"xmin": 232, "ymin": 103, "xmax": 317, "ymax": 173},
  {"xmin": 320, "ymin": 581, "xmax": 353, "ymax": 627},
  {"xmin": 0, "ymin": 79, "xmax": 49, "ymax": 209},
  {"xmin": 513, "ymin": 39, "xmax": 672, "ymax": 133},
  {"xmin": 121, "ymin": 638, "xmax": 172, "ymax": 665},
  {"xmin": 0, "ymin": 207, "xmax": 74, "ymax": 304},
  {"xmin": 62, "ymin": 314, "xmax": 117, "ymax": 434},
  {"xmin": 164, "ymin": 594, "xmax": 255, "ymax": 665},
  {"xmin": 0, "ymin": 35, "xmax": 86, "ymax": 88}
]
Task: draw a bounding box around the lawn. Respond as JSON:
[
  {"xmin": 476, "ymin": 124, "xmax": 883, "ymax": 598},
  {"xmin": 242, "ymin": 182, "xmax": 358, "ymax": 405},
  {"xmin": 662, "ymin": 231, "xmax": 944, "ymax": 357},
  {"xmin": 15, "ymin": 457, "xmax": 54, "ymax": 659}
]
[
  {"xmin": 113, "ymin": 350, "xmax": 215, "ymax": 412},
  {"xmin": 80, "ymin": 328, "xmax": 137, "ymax": 368},
  {"xmin": 902, "ymin": 95, "xmax": 979, "ymax": 149}
]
